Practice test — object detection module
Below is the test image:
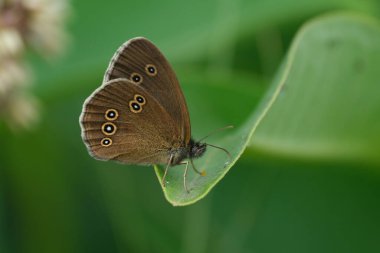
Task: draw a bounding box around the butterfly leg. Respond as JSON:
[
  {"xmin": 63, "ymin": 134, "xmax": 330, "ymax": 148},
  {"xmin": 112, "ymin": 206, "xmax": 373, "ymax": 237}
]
[
  {"xmin": 181, "ymin": 160, "xmax": 204, "ymax": 193},
  {"xmin": 190, "ymin": 159, "xmax": 206, "ymax": 176},
  {"xmin": 182, "ymin": 160, "xmax": 190, "ymax": 193},
  {"xmin": 162, "ymin": 154, "xmax": 174, "ymax": 188}
]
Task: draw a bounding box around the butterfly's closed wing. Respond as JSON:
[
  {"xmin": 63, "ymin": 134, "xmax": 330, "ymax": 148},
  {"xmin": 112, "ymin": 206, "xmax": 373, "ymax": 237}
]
[
  {"xmin": 80, "ymin": 79, "xmax": 180, "ymax": 165},
  {"xmin": 103, "ymin": 37, "xmax": 191, "ymax": 145}
]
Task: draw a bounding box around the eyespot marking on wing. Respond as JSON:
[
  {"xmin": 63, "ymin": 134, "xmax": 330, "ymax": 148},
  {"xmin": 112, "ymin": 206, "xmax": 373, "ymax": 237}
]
[
  {"xmin": 131, "ymin": 73, "xmax": 143, "ymax": 84},
  {"xmin": 145, "ymin": 64, "xmax": 157, "ymax": 76},
  {"xmin": 129, "ymin": 100, "xmax": 143, "ymax": 113},
  {"xmin": 102, "ymin": 122, "xmax": 117, "ymax": 135},
  {"xmin": 105, "ymin": 109, "xmax": 119, "ymax": 121},
  {"xmin": 101, "ymin": 137, "xmax": 112, "ymax": 147},
  {"xmin": 134, "ymin": 94, "xmax": 146, "ymax": 105}
]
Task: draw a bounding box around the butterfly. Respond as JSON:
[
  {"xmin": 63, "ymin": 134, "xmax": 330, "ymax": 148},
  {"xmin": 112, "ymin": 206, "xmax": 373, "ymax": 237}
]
[{"xmin": 79, "ymin": 37, "xmax": 230, "ymax": 192}]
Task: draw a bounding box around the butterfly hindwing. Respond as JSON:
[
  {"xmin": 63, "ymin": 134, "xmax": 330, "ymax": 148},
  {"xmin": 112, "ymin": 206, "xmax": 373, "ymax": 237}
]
[
  {"xmin": 103, "ymin": 37, "xmax": 191, "ymax": 145},
  {"xmin": 80, "ymin": 79, "xmax": 179, "ymax": 165}
]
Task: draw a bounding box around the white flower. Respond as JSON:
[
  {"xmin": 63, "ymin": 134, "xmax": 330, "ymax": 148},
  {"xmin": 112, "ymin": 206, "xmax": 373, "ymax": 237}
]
[{"xmin": 0, "ymin": 0, "xmax": 69, "ymax": 130}]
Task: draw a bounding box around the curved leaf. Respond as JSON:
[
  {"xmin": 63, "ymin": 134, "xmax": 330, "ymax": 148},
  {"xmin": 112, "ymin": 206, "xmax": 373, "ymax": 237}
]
[
  {"xmin": 251, "ymin": 13, "xmax": 380, "ymax": 166},
  {"xmin": 155, "ymin": 12, "xmax": 380, "ymax": 206}
]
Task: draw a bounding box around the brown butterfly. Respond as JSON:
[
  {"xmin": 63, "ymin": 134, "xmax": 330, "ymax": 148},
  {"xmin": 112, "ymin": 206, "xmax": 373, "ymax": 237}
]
[{"xmin": 79, "ymin": 37, "xmax": 230, "ymax": 192}]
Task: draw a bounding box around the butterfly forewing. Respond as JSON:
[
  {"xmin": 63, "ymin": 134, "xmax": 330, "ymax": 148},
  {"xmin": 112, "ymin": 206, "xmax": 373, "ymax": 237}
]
[
  {"xmin": 103, "ymin": 37, "xmax": 191, "ymax": 145},
  {"xmin": 80, "ymin": 79, "xmax": 180, "ymax": 165}
]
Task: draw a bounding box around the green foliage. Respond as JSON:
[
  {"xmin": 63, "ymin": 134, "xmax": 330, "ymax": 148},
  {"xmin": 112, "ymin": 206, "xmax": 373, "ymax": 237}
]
[{"xmin": 1, "ymin": 0, "xmax": 380, "ymax": 253}]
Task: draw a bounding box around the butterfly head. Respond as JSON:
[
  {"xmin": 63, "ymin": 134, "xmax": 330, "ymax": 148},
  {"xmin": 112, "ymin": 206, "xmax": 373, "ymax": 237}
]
[{"xmin": 189, "ymin": 139, "xmax": 207, "ymax": 159}]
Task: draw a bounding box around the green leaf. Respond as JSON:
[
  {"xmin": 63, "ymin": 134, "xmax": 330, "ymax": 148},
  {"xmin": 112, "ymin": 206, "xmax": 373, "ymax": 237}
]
[
  {"xmin": 155, "ymin": 12, "xmax": 380, "ymax": 206},
  {"xmin": 251, "ymin": 12, "xmax": 380, "ymax": 166}
]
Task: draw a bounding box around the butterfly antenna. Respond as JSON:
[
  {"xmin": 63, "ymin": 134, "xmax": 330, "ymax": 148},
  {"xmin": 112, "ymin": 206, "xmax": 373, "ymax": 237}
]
[
  {"xmin": 198, "ymin": 125, "xmax": 234, "ymax": 142},
  {"xmin": 206, "ymin": 143, "xmax": 232, "ymax": 161}
]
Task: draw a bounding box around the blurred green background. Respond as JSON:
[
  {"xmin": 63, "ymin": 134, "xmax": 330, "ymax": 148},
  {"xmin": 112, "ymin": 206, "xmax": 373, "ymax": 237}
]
[{"xmin": 1, "ymin": 0, "xmax": 380, "ymax": 252}]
